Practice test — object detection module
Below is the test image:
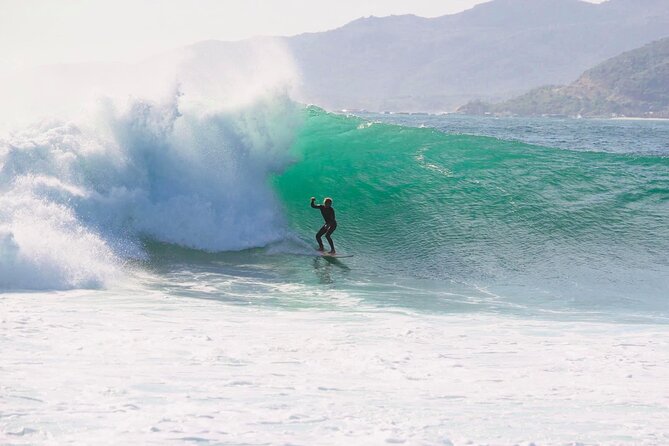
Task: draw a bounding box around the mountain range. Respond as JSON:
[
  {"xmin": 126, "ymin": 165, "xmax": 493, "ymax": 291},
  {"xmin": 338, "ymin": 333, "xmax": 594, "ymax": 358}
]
[
  {"xmin": 188, "ymin": 0, "xmax": 669, "ymax": 111},
  {"xmin": 4, "ymin": 0, "xmax": 669, "ymax": 114}
]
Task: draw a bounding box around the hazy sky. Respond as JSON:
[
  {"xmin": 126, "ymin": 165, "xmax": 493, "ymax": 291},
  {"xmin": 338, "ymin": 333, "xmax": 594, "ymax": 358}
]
[{"xmin": 1, "ymin": 0, "xmax": 606, "ymax": 71}]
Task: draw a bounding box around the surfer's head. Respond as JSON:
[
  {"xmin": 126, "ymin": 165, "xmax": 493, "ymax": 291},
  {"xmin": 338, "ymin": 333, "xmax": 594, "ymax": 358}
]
[{"xmin": 324, "ymin": 197, "xmax": 333, "ymax": 207}]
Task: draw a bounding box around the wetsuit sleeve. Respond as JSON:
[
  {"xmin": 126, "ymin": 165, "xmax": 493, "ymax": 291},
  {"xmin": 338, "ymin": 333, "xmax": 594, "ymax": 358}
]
[{"xmin": 310, "ymin": 201, "xmax": 321, "ymax": 209}]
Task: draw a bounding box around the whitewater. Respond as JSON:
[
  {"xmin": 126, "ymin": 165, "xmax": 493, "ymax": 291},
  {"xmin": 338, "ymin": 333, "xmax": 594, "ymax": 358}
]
[{"xmin": 2, "ymin": 51, "xmax": 668, "ymax": 444}]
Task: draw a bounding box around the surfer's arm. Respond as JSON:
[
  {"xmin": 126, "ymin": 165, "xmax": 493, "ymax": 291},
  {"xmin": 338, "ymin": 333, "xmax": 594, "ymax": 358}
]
[{"xmin": 310, "ymin": 197, "xmax": 321, "ymax": 209}]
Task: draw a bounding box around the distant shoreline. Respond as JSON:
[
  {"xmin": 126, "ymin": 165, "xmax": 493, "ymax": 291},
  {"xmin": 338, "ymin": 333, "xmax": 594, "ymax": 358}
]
[
  {"xmin": 350, "ymin": 110, "xmax": 669, "ymax": 122},
  {"xmin": 610, "ymin": 116, "xmax": 669, "ymax": 122}
]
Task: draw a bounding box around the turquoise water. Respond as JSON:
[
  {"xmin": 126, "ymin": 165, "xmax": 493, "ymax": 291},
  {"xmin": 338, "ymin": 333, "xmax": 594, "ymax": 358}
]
[{"xmin": 269, "ymin": 108, "xmax": 669, "ymax": 319}]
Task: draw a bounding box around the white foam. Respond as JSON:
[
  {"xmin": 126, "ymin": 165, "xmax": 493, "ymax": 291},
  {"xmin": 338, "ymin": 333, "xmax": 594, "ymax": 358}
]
[
  {"xmin": 0, "ymin": 191, "xmax": 119, "ymax": 290},
  {"xmin": 2, "ymin": 290, "xmax": 668, "ymax": 444}
]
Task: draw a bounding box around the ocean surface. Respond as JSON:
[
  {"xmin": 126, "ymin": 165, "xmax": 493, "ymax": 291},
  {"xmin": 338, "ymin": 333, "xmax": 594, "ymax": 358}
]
[{"xmin": 2, "ymin": 96, "xmax": 668, "ymax": 445}]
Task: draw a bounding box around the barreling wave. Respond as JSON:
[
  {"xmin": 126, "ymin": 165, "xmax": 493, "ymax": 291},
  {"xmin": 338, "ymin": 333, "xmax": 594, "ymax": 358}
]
[{"xmin": 275, "ymin": 107, "xmax": 669, "ymax": 310}]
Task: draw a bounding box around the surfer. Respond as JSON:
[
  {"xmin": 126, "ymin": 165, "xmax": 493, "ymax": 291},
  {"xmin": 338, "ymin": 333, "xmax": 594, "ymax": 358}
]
[{"xmin": 310, "ymin": 197, "xmax": 336, "ymax": 254}]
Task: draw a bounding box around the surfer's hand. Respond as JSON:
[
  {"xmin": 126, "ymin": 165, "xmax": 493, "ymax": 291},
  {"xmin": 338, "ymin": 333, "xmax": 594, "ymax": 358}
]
[{"xmin": 310, "ymin": 197, "xmax": 315, "ymax": 201}]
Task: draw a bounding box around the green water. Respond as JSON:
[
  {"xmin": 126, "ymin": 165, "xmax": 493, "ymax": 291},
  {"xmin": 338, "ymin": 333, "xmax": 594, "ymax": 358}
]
[{"xmin": 273, "ymin": 107, "xmax": 669, "ymax": 314}]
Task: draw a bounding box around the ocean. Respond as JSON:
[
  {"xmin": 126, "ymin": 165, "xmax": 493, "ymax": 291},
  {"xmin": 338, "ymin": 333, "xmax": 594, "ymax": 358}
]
[{"xmin": 1, "ymin": 94, "xmax": 668, "ymax": 445}]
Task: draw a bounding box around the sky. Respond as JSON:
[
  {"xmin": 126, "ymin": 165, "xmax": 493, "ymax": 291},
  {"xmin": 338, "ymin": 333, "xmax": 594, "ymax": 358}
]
[{"xmin": 1, "ymin": 0, "xmax": 606, "ymax": 72}]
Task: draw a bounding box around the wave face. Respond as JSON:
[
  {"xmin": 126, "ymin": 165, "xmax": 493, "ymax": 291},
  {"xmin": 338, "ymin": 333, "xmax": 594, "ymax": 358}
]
[
  {"xmin": 0, "ymin": 93, "xmax": 301, "ymax": 290},
  {"xmin": 2, "ymin": 99, "xmax": 667, "ymax": 310},
  {"xmin": 275, "ymin": 108, "xmax": 669, "ymax": 311}
]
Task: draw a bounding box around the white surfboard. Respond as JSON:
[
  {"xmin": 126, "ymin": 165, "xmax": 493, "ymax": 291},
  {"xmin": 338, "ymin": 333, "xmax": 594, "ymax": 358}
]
[{"xmin": 319, "ymin": 251, "xmax": 354, "ymax": 258}]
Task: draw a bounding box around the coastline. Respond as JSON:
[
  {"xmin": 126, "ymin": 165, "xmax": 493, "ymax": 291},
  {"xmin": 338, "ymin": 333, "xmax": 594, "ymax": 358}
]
[{"xmin": 610, "ymin": 116, "xmax": 669, "ymax": 122}]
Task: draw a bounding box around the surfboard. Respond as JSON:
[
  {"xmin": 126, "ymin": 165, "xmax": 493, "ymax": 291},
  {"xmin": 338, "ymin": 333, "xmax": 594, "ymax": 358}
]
[{"xmin": 319, "ymin": 252, "xmax": 353, "ymax": 258}]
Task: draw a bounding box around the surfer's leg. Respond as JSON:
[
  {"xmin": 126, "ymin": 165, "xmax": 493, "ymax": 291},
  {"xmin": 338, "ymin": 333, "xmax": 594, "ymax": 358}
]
[
  {"xmin": 325, "ymin": 223, "xmax": 336, "ymax": 253},
  {"xmin": 316, "ymin": 225, "xmax": 328, "ymax": 251}
]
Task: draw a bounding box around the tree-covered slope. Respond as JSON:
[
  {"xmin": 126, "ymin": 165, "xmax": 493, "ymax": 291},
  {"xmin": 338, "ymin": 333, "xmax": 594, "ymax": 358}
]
[{"xmin": 459, "ymin": 37, "xmax": 669, "ymax": 117}]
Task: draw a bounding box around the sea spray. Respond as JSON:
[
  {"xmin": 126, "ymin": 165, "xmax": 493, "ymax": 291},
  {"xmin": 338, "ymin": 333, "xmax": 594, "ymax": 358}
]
[{"xmin": 0, "ymin": 37, "xmax": 303, "ymax": 291}]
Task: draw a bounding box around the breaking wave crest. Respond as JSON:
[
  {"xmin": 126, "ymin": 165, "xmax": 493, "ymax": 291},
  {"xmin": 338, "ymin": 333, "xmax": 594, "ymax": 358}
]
[{"xmin": 0, "ymin": 89, "xmax": 302, "ymax": 290}]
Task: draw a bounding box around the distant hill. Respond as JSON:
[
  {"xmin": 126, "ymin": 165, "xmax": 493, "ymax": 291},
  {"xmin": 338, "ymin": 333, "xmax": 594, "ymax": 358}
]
[{"xmin": 458, "ymin": 37, "xmax": 669, "ymax": 118}]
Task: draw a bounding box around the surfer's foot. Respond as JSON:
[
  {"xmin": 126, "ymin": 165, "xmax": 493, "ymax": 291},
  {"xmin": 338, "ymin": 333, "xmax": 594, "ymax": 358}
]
[
  {"xmin": 316, "ymin": 247, "xmax": 324, "ymax": 252},
  {"xmin": 329, "ymin": 250, "xmax": 336, "ymax": 254}
]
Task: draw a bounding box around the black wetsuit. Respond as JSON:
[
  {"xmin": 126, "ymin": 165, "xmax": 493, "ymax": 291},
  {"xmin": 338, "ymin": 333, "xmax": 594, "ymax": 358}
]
[{"xmin": 311, "ymin": 202, "xmax": 337, "ymax": 251}]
